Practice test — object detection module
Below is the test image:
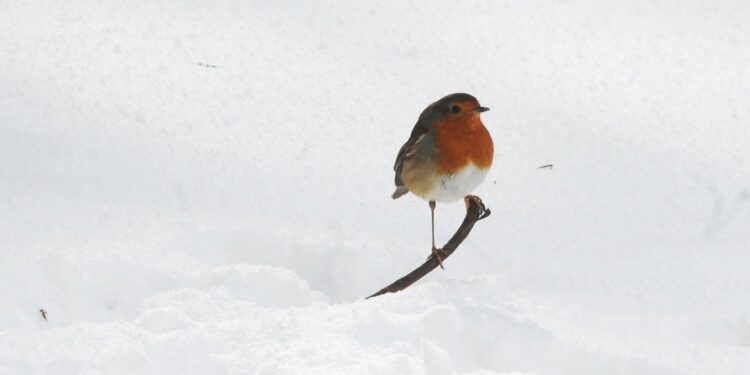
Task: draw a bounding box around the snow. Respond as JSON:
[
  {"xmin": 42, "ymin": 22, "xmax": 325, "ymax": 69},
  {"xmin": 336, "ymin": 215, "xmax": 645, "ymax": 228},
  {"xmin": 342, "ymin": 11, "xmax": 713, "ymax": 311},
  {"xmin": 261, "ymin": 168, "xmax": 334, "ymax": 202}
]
[{"xmin": 1, "ymin": 0, "xmax": 750, "ymax": 373}]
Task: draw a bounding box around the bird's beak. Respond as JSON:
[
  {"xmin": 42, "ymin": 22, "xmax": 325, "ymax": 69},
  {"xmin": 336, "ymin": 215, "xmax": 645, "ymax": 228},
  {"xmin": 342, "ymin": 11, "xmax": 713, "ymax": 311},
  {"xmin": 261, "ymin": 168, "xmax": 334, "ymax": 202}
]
[{"xmin": 474, "ymin": 106, "xmax": 490, "ymax": 113}]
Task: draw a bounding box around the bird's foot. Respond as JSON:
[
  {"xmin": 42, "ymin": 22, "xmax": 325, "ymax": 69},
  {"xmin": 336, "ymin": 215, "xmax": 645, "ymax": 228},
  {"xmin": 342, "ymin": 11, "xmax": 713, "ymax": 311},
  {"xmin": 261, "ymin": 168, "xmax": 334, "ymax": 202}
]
[{"xmin": 428, "ymin": 246, "xmax": 447, "ymax": 270}]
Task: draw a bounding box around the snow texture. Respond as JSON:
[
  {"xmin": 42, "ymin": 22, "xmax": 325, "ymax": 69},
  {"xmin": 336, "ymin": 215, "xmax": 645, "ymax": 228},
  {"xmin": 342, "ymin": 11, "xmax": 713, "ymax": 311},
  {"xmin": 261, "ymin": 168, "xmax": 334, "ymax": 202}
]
[{"xmin": 1, "ymin": 0, "xmax": 750, "ymax": 374}]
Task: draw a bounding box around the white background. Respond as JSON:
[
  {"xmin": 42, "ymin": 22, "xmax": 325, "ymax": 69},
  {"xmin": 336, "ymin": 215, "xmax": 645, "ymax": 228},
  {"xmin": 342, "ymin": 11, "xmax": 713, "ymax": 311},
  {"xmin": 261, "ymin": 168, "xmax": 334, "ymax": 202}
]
[{"xmin": 1, "ymin": 1, "xmax": 749, "ymax": 374}]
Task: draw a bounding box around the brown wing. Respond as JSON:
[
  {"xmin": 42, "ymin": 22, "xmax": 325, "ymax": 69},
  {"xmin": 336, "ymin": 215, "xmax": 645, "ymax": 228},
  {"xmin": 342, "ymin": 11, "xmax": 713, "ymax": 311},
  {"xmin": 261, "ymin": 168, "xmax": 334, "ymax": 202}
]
[{"xmin": 392, "ymin": 120, "xmax": 430, "ymax": 199}]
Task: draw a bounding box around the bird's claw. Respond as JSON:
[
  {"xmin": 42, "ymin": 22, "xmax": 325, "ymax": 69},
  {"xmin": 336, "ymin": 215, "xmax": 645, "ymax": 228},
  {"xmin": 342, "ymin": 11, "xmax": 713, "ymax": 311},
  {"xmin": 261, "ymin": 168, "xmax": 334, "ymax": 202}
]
[{"xmin": 428, "ymin": 247, "xmax": 447, "ymax": 270}]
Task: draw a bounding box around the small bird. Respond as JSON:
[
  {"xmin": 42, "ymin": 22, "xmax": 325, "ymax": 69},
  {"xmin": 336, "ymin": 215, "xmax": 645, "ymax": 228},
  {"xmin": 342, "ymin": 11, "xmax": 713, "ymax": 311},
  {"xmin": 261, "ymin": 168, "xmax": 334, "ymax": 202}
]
[{"xmin": 392, "ymin": 93, "xmax": 493, "ymax": 268}]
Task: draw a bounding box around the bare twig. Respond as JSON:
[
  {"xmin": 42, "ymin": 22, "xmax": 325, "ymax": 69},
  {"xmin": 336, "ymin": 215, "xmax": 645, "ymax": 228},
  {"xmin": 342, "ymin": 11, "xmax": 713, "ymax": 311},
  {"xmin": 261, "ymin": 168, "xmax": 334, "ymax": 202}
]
[{"xmin": 367, "ymin": 195, "xmax": 490, "ymax": 299}]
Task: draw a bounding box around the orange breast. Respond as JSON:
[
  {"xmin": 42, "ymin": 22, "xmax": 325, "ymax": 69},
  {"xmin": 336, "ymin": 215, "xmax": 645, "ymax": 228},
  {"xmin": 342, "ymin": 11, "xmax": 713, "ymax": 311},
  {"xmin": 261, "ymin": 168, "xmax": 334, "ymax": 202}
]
[{"xmin": 433, "ymin": 116, "xmax": 493, "ymax": 174}]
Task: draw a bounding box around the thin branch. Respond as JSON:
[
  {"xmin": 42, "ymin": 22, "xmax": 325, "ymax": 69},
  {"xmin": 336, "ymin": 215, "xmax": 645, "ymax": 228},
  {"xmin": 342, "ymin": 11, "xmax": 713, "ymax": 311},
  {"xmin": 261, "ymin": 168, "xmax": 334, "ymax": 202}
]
[{"xmin": 367, "ymin": 195, "xmax": 490, "ymax": 299}]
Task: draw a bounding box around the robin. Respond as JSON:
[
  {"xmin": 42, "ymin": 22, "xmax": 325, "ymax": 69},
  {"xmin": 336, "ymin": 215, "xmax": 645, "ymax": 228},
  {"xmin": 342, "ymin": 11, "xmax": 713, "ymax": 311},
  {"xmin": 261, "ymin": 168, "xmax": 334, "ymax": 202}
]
[{"xmin": 392, "ymin": 93, "xmax": 493, "ymax": 268}]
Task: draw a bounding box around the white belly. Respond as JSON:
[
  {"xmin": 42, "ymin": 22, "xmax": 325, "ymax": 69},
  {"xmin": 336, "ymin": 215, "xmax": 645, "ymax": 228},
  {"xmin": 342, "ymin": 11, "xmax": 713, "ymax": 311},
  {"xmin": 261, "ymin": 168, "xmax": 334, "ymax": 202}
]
[{"xmin": 423, "ymin": 164, "xmax": 489, "ymax": 203}]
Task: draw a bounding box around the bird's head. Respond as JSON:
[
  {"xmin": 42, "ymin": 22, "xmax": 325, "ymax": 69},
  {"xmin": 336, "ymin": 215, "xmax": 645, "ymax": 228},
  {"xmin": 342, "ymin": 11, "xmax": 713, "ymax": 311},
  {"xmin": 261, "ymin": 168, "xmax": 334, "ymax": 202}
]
[{"xmin": 419, "ymin": 93, "xmax": 489, "ymax": 125}]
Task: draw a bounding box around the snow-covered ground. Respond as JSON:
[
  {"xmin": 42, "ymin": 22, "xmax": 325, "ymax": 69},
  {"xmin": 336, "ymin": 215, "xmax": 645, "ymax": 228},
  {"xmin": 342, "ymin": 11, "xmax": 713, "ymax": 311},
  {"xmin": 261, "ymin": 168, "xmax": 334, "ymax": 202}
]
[{"xmin": 2, "ymin": 1, "xmax": 750, "ymax": 373}]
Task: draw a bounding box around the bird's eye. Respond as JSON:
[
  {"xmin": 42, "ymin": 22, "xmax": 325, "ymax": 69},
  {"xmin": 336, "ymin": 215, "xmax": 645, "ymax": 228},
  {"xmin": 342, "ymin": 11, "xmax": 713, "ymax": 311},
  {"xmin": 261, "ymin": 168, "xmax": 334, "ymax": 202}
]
[{"xmin": 450, "ymin": 105, "xmax": 460, "ymax": 113}]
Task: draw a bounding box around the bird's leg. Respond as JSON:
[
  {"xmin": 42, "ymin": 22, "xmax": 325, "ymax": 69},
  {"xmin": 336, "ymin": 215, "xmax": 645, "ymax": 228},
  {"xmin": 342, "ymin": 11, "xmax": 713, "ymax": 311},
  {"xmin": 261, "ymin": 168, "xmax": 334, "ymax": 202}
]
[
  {"xmin": 429, "ymin": 200, "xmax": 445, "ymax": 270},
  {"xmin": 430, "ymin": 201, "xmax": 436, "ymax": 250}
]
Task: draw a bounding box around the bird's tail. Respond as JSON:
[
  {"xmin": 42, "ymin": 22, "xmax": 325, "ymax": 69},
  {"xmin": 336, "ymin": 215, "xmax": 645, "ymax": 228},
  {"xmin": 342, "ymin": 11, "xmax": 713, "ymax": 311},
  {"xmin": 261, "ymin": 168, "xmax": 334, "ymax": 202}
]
[{"xmin": 391, "ymin": 186, "xmax": 409, "ymax": 199}]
